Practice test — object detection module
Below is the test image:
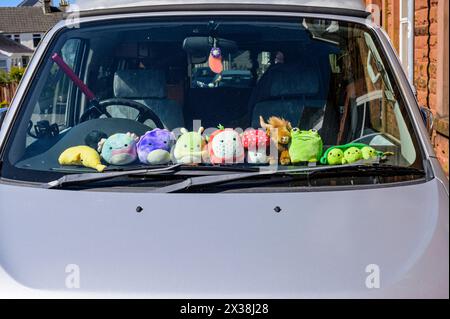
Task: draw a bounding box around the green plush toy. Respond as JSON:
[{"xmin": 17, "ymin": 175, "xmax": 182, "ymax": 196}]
[
  {"xmin": 361, "ymin": 146, "xmax": 378, "ymax": 160},
  {"xmin": 327, "ymin": 148, "xmax": 345, "ymax": 165},
  {"xmin": 320, "ymin": 143, "xmax": 391, "ymax": 165},
  {"xmin": 343, "ymin": 147, "xmax": 363, "ymax": 164},
  {"xmin": 289, "ymin": 128, "xmax": 323, "ymax": 164}
]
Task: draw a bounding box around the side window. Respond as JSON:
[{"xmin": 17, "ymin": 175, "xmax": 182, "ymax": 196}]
[
  {"xmin": 257, "ymin": 51, "xmax": 271, "ymax": 80},
  {"xmin": 28, "ymin": 39, "xmax": 81, "ymax": 145}
]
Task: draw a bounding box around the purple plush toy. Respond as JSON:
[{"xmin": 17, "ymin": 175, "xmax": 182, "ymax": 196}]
[{"xmin": 137, "ymin": 129, "xmax": 175, "ymax": 165}]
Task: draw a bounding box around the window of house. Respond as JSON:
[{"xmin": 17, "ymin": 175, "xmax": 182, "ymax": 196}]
[
  {"xmin": 33, "ymin": 34, "xmax": 42, "ymax": 48},
  {"xmin": 0, "ymin": 59, "xmax": 7, "ymax": 71},
  {"xmin": 4, "ymin": 34, "xmax": 20, "ymax": 43},
  {"xmin": 21, "ymin": 56, "xmax": 29, "ymax": 67}
]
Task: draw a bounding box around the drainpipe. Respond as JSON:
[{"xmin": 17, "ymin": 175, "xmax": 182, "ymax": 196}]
[{"xmin": 408, "ymin": 0, "xmax": 415, "ymax": 84}]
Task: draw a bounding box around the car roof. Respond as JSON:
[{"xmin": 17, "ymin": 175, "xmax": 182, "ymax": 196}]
[{"xmin": 72, "ymin": 0, "xmax": 367, "ymax": 15}]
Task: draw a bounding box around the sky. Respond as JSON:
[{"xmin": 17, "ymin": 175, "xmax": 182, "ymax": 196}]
[
  {"xmin": 1, "ymin": 0, "xmax": 23, "ymax": 5},
  {"xmin": 0, "ymin": 0, "xmax": 75, "ymax": 7}
]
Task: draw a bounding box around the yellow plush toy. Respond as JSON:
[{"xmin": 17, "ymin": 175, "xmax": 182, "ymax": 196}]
[{"xmin": 59, "ymin": 146, "xmax": 106, "ymax": 172}]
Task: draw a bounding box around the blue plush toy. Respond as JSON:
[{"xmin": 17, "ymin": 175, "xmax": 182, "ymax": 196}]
[
  {"xmin": 97, "ymin": 132, "xmax": 139, "ymax": 165},
  {"xmin": 137, "ymin": 129, "xmax": 175, "ymax": 165}
]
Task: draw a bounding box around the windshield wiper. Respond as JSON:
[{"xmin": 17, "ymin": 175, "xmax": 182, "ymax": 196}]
[
  {"xmin": 42, "ymin": 164, "xmax": 261, "ymax": 189},
  {"xmin": 43, "ymin": 164, "xmax": 183, "ymax": 189},
  {"xmin": 149, "ymin": 163, "xmax": 425, "ymax": 193}
]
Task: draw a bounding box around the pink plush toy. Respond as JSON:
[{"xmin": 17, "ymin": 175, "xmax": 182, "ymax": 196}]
[
  {"xmin": 208, "ymin": 125, "xmax": 245, "ymax": 165},
  {"xmin": 242, "ymin": 129, "xmax": 270, "ymax": 164}
]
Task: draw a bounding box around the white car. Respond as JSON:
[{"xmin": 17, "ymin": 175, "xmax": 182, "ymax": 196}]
[{"xmin": 0, "ymin": 0, "xmax": 448, "ymax": 298}]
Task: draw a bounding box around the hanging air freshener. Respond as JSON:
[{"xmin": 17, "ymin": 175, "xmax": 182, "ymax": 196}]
[{"xmin": 208, "ymin": 40, "xmax": 223, "ymax": 74}]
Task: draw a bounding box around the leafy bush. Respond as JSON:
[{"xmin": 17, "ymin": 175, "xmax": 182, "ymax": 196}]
[
  {"xmin": 0, "ymin": 70, "xmax": 10, "ymax": 85},
  {"xmin": 9, "ymin": 67, "xmax": 25, "ymax": 83},
  {"xmin": 0, "ymin": 100, "xmax": 8, "ymax": 108},
  {"xmin": 0, "ymin": 67, "xmax": 25, "ymax": 84}
]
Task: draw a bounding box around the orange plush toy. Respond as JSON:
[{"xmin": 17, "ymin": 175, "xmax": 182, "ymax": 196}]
[{"xmin": 259, "ymin": 116, "xmax": 292, "ymax": 165}]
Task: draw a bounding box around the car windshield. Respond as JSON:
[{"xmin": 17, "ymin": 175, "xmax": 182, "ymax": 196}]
[{"xmin": 1, "ymin": 16, "xmax": 424, "ymax": 184}]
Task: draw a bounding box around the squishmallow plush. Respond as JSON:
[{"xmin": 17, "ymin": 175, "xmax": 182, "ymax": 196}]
[
  {"xmin": 289, "ymin": 128, "xmax": 323, "ymax": 164},
  {"xmin": 343, "ymin": 147, "xmax": 363, "ymax": 164},
  {"xmin": 361, "ymin": 146, "xmax": 378, "ymax": 160},
  {"xmin": 320, "ymin": 143, "xmax": 391, "ymax": 165},
  {"xmin": 137, "ymin": 129, "xmax": 175, "ymax": 165},
  {"xmin": 326, "ymin": 148, "xmax": 345, "ymax": 165},
  {"xmin": 208, "ymin": 125, "xmax": 245, "ymax": 165},
  {"xmin": 59, "ymin": 146, "xmax": 106, "ymax": 172},
  {"xmin": 259, "ymin": 116, "xmax": 292, "ymax": 165},
  {"xmin": 242, "ymin": 129, "xmax": 270, "ymax": 164},
  {"xmin": 173, "ymin": 127, "xmax": 207, "ymax": 164},
  {"xmin": 98, "ymin": 132, "xmax": 139, "ymax": 165}
]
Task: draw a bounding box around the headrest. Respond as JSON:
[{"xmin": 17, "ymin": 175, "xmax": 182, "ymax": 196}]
[
  {"xmin": 268, "ymin": 63, "xmax": 320, "ymax": 98},
  {"xmin": 114, "ymin": 69, "xmax": 167, "ymax": 99}
]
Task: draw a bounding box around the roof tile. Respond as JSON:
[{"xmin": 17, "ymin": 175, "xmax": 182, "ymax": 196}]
[{"xmin": 0, "ymin": 7, "xmax": 63, "ymax": 34}]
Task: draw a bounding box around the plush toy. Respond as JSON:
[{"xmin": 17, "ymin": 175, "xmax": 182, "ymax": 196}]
[
  {"xmin": 320, "ymin": 143, "xmax": 389, "ymax": 165},
  {"xmin": 208, "ymin": 125, "xmax": 245, "ymax": 165},
  {"xmin": 137, "ymin": 129, "xmax": 175, "ymax": 165},
  {"xmin": 343, "ymin": 147, "xmax": 363, "ymax": 164},
  {"xmin": 98, "ymin": 132, "xmax": 139, "ymax": 165},
  {"xmin": 327, "ymin": 148, "xmax": 345, "ymax": 165},
  {"xmin": 288, "ymin": 128, "xmax": 323, "ymax": 164},
  {"xmin": 361, "ymin": 146, "xmax": 378, "ymax": 160},
  {"xmin": 59, "ymin": 146, "xmax": 106, "ymax": 172},
  {"xmin": 259, "ymin": 116, "xmax": 292, "ymax": 165},
  {"xmin": 173, "ymin": 127, "xmax": 207, "ymax": 164},
  {"xmin": 242, "ymin": 129, "xmax": 270, "ymax": 164}
]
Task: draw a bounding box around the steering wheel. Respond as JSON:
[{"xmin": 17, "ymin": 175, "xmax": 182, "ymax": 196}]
[{"xmin": 79, "ymin": 98, "xmax": 164, "ymax": 128}]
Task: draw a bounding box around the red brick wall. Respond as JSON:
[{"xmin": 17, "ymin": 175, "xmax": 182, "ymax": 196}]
[
  {"xmin": 414, "ymin": 0, "xmax": 438, "ymax": 110},
  {"xmin": 365, "ymin": 0, "xmax": 449, "ymax": 175}
]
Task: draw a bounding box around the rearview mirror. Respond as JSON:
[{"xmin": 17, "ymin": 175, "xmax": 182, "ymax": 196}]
[
  {"xmin": 183, "ymin": 36, "xmax": 238, "ymax": 64},
  {"xmin": 419, "ymin": 106, "xmax": 434, "ymax": 136}
]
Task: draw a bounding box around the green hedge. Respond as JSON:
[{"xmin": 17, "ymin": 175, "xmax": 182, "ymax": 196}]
[{"xmin": 0, "ymin": 67, "xmax": 25, "ymax": 85}]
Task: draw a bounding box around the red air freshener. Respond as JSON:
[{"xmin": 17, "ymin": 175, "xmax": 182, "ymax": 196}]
[{"xmin": 208, "ymin": 47, "xmax": 223, "ymax": 74}]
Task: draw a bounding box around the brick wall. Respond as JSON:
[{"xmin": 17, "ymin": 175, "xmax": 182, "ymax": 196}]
[
  {"xmin": 365, "ymin": 0, "xmax": 449, "ymax": 175},
  {"xmin": 414, "ymin": 0, "xmax": 437, "ymax": 110}
]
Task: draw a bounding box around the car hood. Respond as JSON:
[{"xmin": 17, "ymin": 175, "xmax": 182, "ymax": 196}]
[{"xmin": 0, "ymin": 179, "xmax": 448, "ymax": 298}]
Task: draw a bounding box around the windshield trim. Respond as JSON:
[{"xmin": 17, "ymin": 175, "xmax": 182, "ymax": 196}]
[
  {"xmin": 0, "ymin": 12, "xmax": 433, "ymax": 186},
  {"xmin": 0, "ymin": 11, "xmax": 432, "ymax": 161},
  {"xmin": 77, "ymin": 3, "xmax": 370, "ymax": 19},
  {"xmin": 0, "ymin": 172, "xmax": 428, "ymax": 194}
]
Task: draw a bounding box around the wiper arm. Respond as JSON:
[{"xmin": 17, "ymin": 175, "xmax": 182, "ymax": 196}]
[
  {"xmin": 43, "ymin": 164, "xmax": 182, "ymax": 189},
  {"xmin": 150, "ymin": 163, "xmax": 425, "ymax": 193}
]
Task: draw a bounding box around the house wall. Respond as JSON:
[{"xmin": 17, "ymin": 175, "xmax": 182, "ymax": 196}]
[
  {"xmin": 0, "ymin": 53, "xmax": 12, "ymax": 72},
  {"xmin": 19, "ymin": 33, "xmax": 35, "ymax": 50},
  {"xmin": 365, "ymin": 0, "xmax": 449, "ymax": 175},
  {"xmin": 3, "ymin": 32, "xmax": 42, "ymax": 50}
]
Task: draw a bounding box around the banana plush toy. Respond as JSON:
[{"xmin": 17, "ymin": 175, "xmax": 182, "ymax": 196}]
[{"xmin": 59, "ymin": 146, "xmax": 106, "ymax": 172}]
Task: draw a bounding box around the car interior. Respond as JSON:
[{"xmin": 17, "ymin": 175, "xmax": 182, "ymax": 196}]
[{"xmin": 8, "ymin": 18, "xmax": 416, "ymax": 173}]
